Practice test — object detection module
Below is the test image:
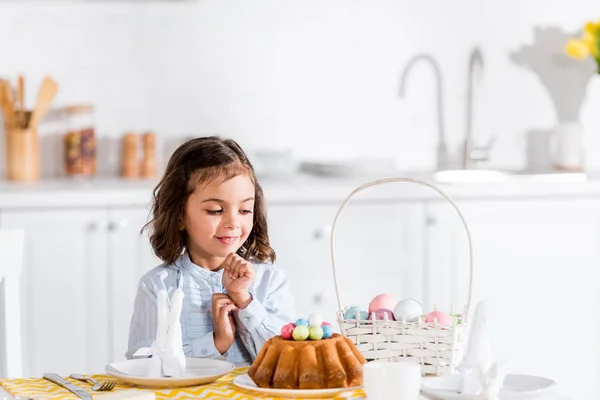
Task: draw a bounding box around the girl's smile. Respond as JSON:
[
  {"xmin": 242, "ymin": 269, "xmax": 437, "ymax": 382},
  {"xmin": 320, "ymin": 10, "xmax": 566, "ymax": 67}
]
[{"xmin": 216, "ymin": 236, "xmax": 240, "ymax": 245}]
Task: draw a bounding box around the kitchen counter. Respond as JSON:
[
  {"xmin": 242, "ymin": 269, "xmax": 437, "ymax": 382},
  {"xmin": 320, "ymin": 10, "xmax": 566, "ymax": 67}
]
[{"xmin": 2, "ymin": 173, "xmax": 600, "ymax": 209}]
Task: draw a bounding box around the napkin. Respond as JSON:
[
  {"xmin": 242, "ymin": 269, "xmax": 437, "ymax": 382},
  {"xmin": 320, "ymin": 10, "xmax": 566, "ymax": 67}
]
[
  {"xmin": 456, "ymin": 301, "xmax": 507, "ymax": 399},
  {"xmin": 133, "ymin": 288, "xmax": 186, "ymax": 378}
]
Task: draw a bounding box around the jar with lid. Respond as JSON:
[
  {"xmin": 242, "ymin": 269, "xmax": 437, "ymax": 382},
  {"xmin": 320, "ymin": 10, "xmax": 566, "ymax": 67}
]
[{"xmin": 64, "ymin": 104, "xmax": 96, "ymax": 177}]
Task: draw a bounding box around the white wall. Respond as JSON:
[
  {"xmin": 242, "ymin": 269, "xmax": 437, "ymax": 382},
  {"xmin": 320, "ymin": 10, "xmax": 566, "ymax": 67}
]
[{"xmin": 0, "ymin": 0, "xmax": 599, "ymax": 175}]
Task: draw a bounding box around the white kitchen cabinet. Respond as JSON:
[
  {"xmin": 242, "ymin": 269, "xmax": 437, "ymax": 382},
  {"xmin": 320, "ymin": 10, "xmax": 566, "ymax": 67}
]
[
  {"xmin": 107, "ymin": 207, "xmax": 161, "ymax": 364},
  {"xmin": 267, "ymin": 201, "xmax": 425, "ymax": 329},
  {"xmin": 0, "ymin": 209, "xmax": 110, "ymax": 377},
  {"xmin": 425, "ymin": 199, "xmax": 600, "ymax": 400},
  {"xmin": 0, "ymin": 206, "xmax": 158, "ymax": 378}
]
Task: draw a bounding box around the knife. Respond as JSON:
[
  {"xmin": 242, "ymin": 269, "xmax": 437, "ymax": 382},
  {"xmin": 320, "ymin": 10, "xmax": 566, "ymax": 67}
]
[{"xmin": 43, "ymin": 373, "xmax": 92, "ymax": 400}]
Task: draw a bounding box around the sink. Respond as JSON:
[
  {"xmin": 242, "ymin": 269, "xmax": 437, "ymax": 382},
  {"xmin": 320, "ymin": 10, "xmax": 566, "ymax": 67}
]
[{"xmin": 433, "ymin": 169, "xmax": 588, "ymax": 184}]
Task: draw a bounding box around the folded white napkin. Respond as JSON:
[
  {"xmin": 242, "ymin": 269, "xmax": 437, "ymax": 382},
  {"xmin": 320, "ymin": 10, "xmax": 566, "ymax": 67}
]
[
  {"xmin": 456, "ymin": 301, "xmax": 507, "ymax": 400},
  {"xmin": 134, "ymin": 288, "xmax": 186, "ymax": 378}
]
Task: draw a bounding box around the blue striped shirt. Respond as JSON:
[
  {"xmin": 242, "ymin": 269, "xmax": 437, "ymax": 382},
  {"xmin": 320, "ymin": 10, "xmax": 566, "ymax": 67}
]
[{"xmin": 126, "ymin": 252, "xmax": 297, "ymax": 366}]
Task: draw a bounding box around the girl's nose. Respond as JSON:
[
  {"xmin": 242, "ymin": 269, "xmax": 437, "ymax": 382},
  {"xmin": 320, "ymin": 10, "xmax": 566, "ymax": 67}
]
[{"xmin": 223, "ymin": 212, "xmax": 240, "ymax": 229}]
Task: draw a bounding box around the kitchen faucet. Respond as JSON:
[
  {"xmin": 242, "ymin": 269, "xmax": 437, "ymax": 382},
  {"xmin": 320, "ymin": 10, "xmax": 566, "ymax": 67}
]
[
  {"xmin": 463, "ymin": 46, "xmax": 494, "ymax": 169},
  {"xmin": 399, "ymin": 54, "xmax": 449, "ymax": 170}
]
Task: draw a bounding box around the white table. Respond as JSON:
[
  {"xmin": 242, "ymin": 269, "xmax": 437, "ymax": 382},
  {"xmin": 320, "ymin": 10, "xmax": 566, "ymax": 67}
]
[{"xmin": 0, "ymin": 386, "xmax": 576, "ymax": 399}]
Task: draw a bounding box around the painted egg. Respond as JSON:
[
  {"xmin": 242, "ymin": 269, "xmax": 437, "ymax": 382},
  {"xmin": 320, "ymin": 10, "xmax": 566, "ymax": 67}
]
[
  {"xmin": 343, "ymin": 306, "xmax": 368, "ymax": 320},
  {"xmin": 322, "ymin": 325, "xmax": 333, "ymax": 339},
  {"xmin": 393, "ymin": 299, "xmax": 423, "ymax": 322},
  {"xmin": 425, "ymin": 310, "xmax": 452, "ymax": 326},
  {"xmin": 281, "ymin": 323, "xmax": 295, "ymax": 340},
  {"xmin": 308, "ymin": 326, "xmax": 324, "ymax": 340},
  {"xmin": 295, "ymin": 318, "xmax": 309, "ymax": 327},
  {"xmin": 368, "ymin": 308, "xmax": 395, "ymax": 321},
  {"xmin": 368, "ymin": 294, "xmax": 397, "ymax": 314},
  {"xmin": 292, "ymin": 325, "xmax": 310, "ymax": 341},
  {"xmin": 308, "ymin": 313, "xmax": 323, "ymax": 328}
]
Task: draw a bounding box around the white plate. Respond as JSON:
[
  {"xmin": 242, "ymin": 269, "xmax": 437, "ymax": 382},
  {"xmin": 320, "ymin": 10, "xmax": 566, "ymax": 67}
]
[
  {"xmin": 105, "ymin": 358, "xmax": 234, "ymax": 388},
  {"xmin": 421, "ymin": 374, "xmax": 557, "ymax": 399},
  {"xmin": 299, "ymin": 157, "xmax": 398, "ymax": 177},
  {"xmin": 233, "ymin": 373, "xmax": 362, "ymax": 399}
]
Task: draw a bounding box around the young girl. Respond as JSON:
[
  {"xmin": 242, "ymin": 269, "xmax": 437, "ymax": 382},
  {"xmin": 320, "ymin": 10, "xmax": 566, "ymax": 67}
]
[{"xmin": 126, "ymin": 136, "xmax": 296, "ymax": 366}]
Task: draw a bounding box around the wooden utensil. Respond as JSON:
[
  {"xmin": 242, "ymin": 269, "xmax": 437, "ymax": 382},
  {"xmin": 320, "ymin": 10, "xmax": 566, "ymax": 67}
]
[
  {"xmin": 29, "ymin": 76, "xmax": 58, "ymax": 128},
  {"xmin": 17, "ymin": 75, "xmax": 24, "ymax": 112},
  {"xmin": 0, "ymin": 80, "xmax": 17, "ymax": 128}
]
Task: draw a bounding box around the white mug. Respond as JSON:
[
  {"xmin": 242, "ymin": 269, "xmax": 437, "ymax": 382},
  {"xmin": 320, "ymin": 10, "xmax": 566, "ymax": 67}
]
[
  {"xmin": 362, "ymin": 363, "xmax": 389, "ymax": 400},
  {"xmin": 551, "ymin": 122, "xmax": 584, "ymax": 171},
  {"xmin": 385, "ymin": 361, "xmax": 422, "ymax": 399},
  {"xmin": 363, "ymin": 361, "xmax": 422, "ymax": 400}
]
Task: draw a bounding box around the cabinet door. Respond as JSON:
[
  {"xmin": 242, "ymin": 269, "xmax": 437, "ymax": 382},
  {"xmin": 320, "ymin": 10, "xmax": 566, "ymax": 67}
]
[
  {"xmin": 0, "ymin": 209, "xmax": 109, "ymax": 377},
  {"xmin": 107, "ymin": 207, "xmax": 160, "ymax": 363},
  {"xmin": 426, "ymin": 199, "xmax": 600, "ymax": 400},
  {"xmin": 267, "ymin": 202, "xmax": 424, "ymax": 328}
]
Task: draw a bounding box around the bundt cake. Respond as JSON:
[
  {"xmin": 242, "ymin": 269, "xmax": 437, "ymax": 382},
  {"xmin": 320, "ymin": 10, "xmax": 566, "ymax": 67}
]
[{"xmin": 247, "ymin": 333, "xmax": 367, "ymax": 389}]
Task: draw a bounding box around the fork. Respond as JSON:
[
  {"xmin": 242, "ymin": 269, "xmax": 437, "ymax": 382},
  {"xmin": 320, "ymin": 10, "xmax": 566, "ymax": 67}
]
[{"xmin": 69, "ymin": 374, "xmax": 116, "ymax": 391}]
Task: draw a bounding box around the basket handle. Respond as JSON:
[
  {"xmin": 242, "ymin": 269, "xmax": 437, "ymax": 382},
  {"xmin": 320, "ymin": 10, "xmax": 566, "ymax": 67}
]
[{"xmin": 330, "ymin": 177, "xmax": 474, "ymax": 324}]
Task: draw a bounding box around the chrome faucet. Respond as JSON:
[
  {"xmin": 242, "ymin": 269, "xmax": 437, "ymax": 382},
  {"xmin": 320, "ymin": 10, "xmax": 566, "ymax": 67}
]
[
  {"xmin": 399, "ymin": 54, "xmax": 449, "ymax": 170},
  {"xmin": 463, "ymin": 47, "xmax": 494, "ymax": 169}
]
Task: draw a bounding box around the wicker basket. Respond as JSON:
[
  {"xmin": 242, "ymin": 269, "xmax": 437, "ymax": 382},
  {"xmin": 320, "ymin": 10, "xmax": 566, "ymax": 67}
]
[{"xmin": 330, "ymin": 177, "xmax": 474, "ymax": 376}]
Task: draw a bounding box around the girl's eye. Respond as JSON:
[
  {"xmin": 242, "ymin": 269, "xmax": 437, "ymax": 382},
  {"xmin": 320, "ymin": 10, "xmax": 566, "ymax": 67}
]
[
  {"xmin": 240, "ymin": 210, "xmax": 253, "ymax": 215},
  {"xmin": 206, "ymin": 210, "xmax": 223, "ymax": 215}
]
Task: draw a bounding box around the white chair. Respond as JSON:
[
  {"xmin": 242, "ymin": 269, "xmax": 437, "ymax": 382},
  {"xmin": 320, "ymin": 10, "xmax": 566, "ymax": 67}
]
[{"xmin": 0, "ymin": 229, "xmax": 25, "ymax": 379}]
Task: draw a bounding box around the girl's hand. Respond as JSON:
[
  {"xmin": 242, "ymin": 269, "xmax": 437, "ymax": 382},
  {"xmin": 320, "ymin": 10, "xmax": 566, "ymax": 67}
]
[
  {"xmin": 221, "ymin": 253, "xmax": 255, "ymax": 309},
  {"xmin": 212, "ymin": 293, "xmax": 238, "ymax": 355}
]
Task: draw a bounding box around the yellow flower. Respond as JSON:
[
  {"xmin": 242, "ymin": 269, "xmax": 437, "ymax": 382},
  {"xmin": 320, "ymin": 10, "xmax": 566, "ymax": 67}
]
[
  {"xmin": 583, "ymin": 30, "xmax": 598, "ymax": 57},
  {"xmin": 566, "ymin": 39, "xmax": 590, "ymax": 59},
  {"xmin": 584, "ymin": 21, "xmax": 597, "ymax": 36}
]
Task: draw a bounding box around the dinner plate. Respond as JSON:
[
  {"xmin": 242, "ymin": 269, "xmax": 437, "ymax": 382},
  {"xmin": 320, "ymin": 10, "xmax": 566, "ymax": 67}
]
[
  {"xmin": 420, "ymin": 373, "xmax": 557, "ymax": 399},
  {"xmin": 105, "ymin": 358, "xmax": 234, "ymax": 388},
  {"xmin": 233, "ymin": 373, "xmax": 363, "ymax": 398}
]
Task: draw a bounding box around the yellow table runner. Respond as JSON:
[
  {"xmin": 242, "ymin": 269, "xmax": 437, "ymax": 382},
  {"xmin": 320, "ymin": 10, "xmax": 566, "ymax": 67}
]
[{"xmin": 0, "ymin": 367, "xmax": 366, "ymax": 400}]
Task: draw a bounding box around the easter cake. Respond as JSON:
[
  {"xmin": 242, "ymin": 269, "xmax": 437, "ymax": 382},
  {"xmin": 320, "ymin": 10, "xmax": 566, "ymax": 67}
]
[{"xmin": 247, "ymin": 314, "xmax": 366, "ymax": 389}]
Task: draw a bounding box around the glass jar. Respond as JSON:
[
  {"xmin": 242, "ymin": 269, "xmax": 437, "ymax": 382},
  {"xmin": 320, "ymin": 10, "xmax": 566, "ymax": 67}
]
[{"xmin": 64, "ymin": 104, "xmax": 96, "ymax": 177}]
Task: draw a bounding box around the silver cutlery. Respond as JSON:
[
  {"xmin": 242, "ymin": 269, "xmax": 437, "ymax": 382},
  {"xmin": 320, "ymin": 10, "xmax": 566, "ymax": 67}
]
[
  {"xmin": 69, "ymin": 374, "xmax": 116, "ymax": 391},
  {"xmin": 42, "ymin": 373, "xmax": 92, "ymax": 400}
]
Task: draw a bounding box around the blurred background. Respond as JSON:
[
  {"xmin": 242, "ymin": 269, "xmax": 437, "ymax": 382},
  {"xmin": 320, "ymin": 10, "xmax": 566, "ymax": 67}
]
[
  {"xmin": 1, "ymin": 0, "xmax": 599, "ymax": 175},
  {"xmin": 1, "ymin": 1, "xmax": 600, "ymax": 399}
]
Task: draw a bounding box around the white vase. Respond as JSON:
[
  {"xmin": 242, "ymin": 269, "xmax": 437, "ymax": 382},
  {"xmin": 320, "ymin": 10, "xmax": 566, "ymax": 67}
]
[{"xmin": 552, "ymin": 122, "xmax": 585, "ymax": 172}]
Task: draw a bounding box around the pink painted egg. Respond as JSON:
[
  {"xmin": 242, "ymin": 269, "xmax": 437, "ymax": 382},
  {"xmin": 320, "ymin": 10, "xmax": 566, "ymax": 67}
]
[
  {"xmin": 321, "ymin": 321, "xmax": 332, "ymax": 327},
  {"xmin": 368, "ymin": 294, "xmax": 397, "ymax": 314},
  {"xmin": 281, "ymin": 323, "xmax": 296, "ymax": 339},
  {"xmin": 368, "ymin": 308, "xmax": 396, "ymax": 321},
  {"xmin": 425, "ymin": 310, "xmax": 452, "ymax": 326}
]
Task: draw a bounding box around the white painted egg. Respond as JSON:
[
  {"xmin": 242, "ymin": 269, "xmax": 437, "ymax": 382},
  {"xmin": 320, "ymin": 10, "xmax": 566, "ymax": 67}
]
[
  {"xmin": 308, "ymin": 312, "xmax": 323, "ymax": 327},
  {"xmin": 393, "ymin": 299, "xmax": 423, "ymax": 322}
]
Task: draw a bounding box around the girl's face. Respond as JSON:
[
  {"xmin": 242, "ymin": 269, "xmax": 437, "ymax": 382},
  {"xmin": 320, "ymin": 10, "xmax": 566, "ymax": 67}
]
[{"xmin": 184, "ymin": 173, "xmax": 255, "ymax": 270}]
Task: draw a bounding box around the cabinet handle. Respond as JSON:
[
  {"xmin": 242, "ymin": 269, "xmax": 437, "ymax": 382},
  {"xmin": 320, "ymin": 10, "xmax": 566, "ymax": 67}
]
[
  {"xmin": 313, "ymin": 293, "xmax": 324, "ymax": 305},
  {"xmin": 108, "ymin": 219, "xmax": 129, "ymax": 232},
  {"xmin": 88, "ymin": 220, "xmax": 108, "ymax": 232},
  {"xmin": 313, "ymin": 225, "xmax": 332, "ymax": 240}
]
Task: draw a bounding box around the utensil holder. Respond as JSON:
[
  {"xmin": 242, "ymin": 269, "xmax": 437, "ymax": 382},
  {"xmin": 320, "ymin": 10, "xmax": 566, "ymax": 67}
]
[{"xmin": 4, "ymin": 124, "xmax": 39, "ymax": 181}]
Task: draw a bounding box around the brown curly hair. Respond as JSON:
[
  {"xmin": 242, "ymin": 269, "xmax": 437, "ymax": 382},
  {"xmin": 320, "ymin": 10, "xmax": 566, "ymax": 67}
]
[{"xmin": 143, "ymin": 136, "xmax": 276, "ymax": 265}]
